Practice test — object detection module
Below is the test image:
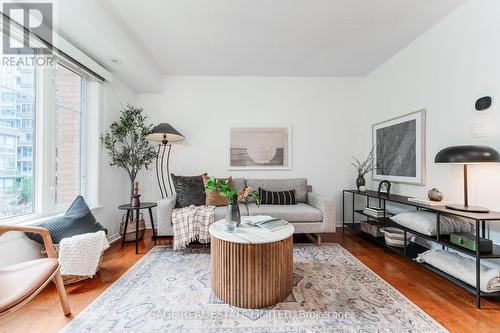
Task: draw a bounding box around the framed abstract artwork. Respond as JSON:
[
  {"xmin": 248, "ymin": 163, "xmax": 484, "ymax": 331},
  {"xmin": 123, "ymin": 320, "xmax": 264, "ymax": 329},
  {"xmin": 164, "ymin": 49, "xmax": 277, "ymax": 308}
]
[
  {"xmin": 372, "ymin": 109, "xmax": 426, "ymax": 185},
  {"xmin": 228, "ymin": 126, "xmax": 291, "ymax": 170}
]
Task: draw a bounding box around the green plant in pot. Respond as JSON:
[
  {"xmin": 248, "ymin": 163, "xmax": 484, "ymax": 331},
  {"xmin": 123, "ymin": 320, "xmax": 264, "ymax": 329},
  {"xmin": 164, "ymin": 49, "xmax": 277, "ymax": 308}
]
[
  {"xmin": 205, "ymin": 178, "xmax": 260, "ymax": 228},
  {"xmin": 351, "ymin": 147, "xmax": 377, "ymax": 191},
  {"xmin": 101, "ymin": 104, "xmax": 157, "ymax": 203}
]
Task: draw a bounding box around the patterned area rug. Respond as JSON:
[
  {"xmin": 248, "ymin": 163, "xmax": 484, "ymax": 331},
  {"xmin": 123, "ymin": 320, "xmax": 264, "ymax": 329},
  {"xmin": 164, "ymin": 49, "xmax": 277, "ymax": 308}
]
[{"xmin": 61, "ymin": 244, "xmax": 447, "ymax": 333}]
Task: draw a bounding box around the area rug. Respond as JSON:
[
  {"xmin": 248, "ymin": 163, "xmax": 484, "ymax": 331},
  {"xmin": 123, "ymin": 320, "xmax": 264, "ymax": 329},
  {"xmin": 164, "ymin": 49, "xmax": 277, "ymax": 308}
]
[{"xmin": 61, "ymin": 244, "xmax": 447, "ymax": 333}]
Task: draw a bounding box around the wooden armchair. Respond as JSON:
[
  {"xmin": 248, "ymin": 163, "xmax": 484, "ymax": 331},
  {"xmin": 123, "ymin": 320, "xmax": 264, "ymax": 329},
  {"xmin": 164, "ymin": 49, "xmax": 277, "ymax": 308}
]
[{"xmin": 0, "ymin": 225, "xmax": 71, "ymax": 318}]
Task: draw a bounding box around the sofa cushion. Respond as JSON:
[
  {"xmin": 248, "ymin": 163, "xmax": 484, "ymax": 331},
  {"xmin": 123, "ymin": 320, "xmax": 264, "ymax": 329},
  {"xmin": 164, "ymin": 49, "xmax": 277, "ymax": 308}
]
[
  {"xmin": 246, "ymin": 203, "xmax": 322, "ymax": 222},
  {"xmin": 232, "ymin": 178, "xmax": 247, "ymax": 192},
  {"xmin": 203, "ymin": 175, "xmax": 233, "ymax": 206},
  {"xmin": 214, "ymin": 204, "xmax": 249, "ymax": 221},
  {"xmin": 246, "ymin": 178, "xmax": 308, "ymax": 203},
  {"xmin": 171, "ymin": 173, "xmax": 207, "ymax": 208},
  {"xmin": 258, "ymin": 188, "xmax": 296, "ymax": 205}
]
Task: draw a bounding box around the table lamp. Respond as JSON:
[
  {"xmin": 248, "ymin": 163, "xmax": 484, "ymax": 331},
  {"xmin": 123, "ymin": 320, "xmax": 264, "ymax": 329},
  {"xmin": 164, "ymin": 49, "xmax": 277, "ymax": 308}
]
[
  {"xmin": 434, "ymin": 145, "xmax": 500, "ymax": 213},
  {"xmin": 147, "ymin": 123, "xmax": 185, "ymax": 198}
]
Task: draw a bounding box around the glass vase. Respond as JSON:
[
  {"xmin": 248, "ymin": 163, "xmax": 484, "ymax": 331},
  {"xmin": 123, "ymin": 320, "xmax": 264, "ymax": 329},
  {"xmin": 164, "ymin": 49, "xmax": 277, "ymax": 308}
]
[{"xmin": 226, "ymin": 203, "xmax": 241, "ymax": 231}]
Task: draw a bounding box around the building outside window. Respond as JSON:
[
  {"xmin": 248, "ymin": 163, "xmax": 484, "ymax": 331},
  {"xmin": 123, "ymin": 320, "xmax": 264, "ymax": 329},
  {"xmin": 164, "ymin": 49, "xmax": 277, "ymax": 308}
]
[
  {"xmin": 0, "ymin": 59, "xmax": 34, "ymax": 218},
  {"xmin": 54, "ymin": 64, "xmax": 84, "ymax": 207}
]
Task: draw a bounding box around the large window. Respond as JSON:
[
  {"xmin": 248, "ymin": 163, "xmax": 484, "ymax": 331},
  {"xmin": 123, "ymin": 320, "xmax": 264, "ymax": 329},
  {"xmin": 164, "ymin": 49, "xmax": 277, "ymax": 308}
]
[
  {"xmin": 0, "ymin": 59, "xmax": 94, "ymax": 220},
  {"xmin": 0, "ymin": 18, "xmax": 104, "ymax": 222}
]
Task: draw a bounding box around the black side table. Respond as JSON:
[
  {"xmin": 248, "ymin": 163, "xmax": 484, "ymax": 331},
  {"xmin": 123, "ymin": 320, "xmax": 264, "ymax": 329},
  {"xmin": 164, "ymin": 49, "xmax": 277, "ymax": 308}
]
[{"xmin": 118, "ymin": 202, "xmax": 157, "ymax": 254}]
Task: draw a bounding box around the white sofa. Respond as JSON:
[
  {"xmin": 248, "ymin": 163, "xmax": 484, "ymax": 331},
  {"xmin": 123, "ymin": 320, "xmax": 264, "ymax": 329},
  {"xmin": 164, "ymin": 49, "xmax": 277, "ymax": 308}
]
[{"xmin": 157, "ymin": 178, "xmax": 336, "ymax": 237}]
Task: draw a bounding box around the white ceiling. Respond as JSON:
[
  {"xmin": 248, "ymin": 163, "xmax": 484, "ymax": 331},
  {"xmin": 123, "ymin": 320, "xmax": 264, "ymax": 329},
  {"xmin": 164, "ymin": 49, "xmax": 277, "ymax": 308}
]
[{"xmin": 56, "ymin": 0, "xmax": 466, "ymax": 92}]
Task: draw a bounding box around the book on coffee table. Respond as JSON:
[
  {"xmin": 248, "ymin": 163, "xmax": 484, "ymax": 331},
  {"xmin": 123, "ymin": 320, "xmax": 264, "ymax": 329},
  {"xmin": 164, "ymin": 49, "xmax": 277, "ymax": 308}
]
[
  {"xmin": 241, "ymin": 215, "xmax": 278, "ymax": 225},
  {"xmin": 255, "ymin": 219, "xmax": 290, "ymax": 232},
  {"xmin": 241, "ymin": 215, "xmax": 290, "ymax": 232}
]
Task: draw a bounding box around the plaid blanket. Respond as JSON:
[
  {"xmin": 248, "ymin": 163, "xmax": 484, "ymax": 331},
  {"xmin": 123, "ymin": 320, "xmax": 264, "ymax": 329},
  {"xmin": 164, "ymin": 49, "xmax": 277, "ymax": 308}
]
[{"xmin": 172, "ymin": 205, "xmax": 215, "ymax": 250}]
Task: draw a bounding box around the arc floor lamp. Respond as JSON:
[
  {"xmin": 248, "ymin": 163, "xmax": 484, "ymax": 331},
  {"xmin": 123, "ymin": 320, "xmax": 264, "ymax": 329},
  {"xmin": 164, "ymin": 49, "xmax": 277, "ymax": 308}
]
[
  {"xmin": 147, "ymin": 123, "xmax": 185, "ymax": 198},
  {"xmin": 435, "ymin": 145, "xmax": 500, "ymax": 213}
]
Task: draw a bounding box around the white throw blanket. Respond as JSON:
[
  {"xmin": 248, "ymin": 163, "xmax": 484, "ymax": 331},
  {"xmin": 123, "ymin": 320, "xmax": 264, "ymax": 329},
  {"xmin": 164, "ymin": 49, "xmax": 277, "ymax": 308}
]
[
  {"xmin": 172, "ymin": 205, "xmax": 215, "ymax": 250},
  {"xmin": 59, "ymin": 230, "xmax": 109, "ymax": 276},
  {"xmin": 416, "ymin": 250, "xmax": 500, "ymax": 293}
]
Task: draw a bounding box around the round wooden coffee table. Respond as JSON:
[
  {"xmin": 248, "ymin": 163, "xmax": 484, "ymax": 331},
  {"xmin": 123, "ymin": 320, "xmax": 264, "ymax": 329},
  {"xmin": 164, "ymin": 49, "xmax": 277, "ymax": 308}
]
[{"xmin": 209, "ymin": 219, "xmax": 294, "ymax": 309}]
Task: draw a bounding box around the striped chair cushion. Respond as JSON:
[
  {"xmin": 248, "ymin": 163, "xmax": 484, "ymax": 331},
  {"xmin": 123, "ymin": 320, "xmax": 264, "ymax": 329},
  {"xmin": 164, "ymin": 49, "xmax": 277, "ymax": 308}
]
[
  {"xmin": 258, "ymin": 188, "xmax": 296, "ymax": 205},
  {"xmin": 25, "ymin": 196, "xmax": 107, "ymax": 244}
]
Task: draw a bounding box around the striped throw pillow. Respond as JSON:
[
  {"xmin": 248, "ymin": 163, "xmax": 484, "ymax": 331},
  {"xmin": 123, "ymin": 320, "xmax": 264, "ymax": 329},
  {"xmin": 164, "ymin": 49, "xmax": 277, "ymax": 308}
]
[{"xmin": 258, "ymin": 188, "xmax": 296, "ymax": 205}]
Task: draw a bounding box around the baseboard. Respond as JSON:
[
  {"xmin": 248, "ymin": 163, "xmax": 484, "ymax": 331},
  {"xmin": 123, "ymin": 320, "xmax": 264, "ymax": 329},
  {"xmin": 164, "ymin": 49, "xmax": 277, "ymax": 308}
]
[{"xmin": 108, "ymin": 233, "xmax": 122, "ymax": 244}]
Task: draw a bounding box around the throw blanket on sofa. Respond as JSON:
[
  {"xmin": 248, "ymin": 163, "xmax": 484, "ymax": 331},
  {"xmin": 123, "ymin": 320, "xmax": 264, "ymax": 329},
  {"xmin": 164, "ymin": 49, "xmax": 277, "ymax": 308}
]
[
  {"xmin": 59, "ymin": 230, "xmax": 109, "ymax": 276},
  {"xmin": 172, "ymin": 205, "xmax": 215, "ymax": 250}
]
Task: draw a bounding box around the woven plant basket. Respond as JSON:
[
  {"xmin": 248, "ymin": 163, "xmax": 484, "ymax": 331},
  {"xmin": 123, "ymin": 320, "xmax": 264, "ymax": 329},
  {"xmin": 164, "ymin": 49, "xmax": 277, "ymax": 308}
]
[
  {"xmin": 43, "ymin": 245, "xmax": 104, "ymax": 285},
  {"xmin": 120, "ymin": 213, "xmax": 146, "ymax": 242}
]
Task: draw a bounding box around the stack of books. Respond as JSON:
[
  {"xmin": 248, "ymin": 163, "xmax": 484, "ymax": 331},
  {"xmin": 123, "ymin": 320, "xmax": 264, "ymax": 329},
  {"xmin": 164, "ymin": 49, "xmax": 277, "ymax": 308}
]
[{"xmin": 363, "ymin": 206, "xmax": 391, "ymax": 218}]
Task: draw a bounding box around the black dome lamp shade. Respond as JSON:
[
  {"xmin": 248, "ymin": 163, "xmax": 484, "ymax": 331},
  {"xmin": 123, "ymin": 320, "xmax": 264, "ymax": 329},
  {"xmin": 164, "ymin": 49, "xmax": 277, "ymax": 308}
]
[
  {"xmin": 147, "ymin": 123, "xmax": 185, "ymax": 144},
  {"xmin": 435, "ymin": 145, "xmax": 500, "ymax": 213},
  {"xmin": 147, "ymin": 123, "xmax": 185, "ymax": 199}
]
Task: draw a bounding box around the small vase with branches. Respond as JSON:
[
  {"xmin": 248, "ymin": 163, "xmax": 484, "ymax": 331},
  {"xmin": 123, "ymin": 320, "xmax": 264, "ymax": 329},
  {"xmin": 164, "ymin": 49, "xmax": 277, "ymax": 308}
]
[{"xmin": 351, "ymin": 147, "xmax": 377, "ymax": 191}]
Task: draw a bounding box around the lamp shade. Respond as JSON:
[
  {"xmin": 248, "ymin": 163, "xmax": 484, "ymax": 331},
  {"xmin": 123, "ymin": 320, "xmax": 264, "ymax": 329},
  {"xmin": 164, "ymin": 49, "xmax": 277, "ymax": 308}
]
[
  {"xmin": 434, "ymin": 145, "xmax": 500, "ymax": 164},
  {"xmin": 147, "ymin": 123, "xmax": 185, "ymax": 143}
]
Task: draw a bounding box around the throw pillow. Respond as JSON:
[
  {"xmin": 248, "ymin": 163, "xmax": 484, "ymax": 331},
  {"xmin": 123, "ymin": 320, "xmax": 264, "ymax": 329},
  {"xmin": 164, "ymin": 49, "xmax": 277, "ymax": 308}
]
[
  {"xmin": 171, "ymin": 173, "xmax": 207, "ymax": 208},
  {"xmin": 258, "ymin": 188, "xmax": 296, "ymax": 205},
  {"xmin": 202, "ymin": 175, "xmax": 233, "ymax": 206},
  {"xmin": 25, "ymin": 196, "xmax": 107, "ymax": 244}
]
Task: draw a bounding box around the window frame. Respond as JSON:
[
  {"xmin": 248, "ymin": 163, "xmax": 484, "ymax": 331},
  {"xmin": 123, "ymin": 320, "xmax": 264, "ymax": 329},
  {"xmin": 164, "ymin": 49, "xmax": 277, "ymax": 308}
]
[
  {"xmin": 0, "ymin": 16, "xmax": 107, "ymax": 225},
  {"xmin": 0, "ymin": 59, "xmax": 98, "ymax": 224},
  {"xmin": 52, "ymin": 61, "xmax": 86, "ymax": 210}
]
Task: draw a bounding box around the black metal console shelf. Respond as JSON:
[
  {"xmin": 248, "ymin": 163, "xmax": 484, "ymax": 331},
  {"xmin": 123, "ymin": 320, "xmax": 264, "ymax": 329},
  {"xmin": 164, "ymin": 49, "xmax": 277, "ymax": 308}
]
[{"xmin": 342, "ymin": 189, "xmax": 500, "ymax": 308}]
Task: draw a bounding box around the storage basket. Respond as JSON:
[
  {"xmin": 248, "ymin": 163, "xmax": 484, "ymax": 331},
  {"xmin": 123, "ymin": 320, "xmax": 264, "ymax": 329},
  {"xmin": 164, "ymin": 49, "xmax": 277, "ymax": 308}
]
[
  {"xmin": 380, "ymin": 227, "xmax": 411, "ymax": 247},
  {"xmin": 360, "ymin": 220, "xmax": 383, "ymax": 237},
  {"xmin": 120, "ymin": 213, "xmax": 146, "ymax": 242},
  {"xmin": 43, "ymin": 245, "xmax": 104, "ymax": 285}
]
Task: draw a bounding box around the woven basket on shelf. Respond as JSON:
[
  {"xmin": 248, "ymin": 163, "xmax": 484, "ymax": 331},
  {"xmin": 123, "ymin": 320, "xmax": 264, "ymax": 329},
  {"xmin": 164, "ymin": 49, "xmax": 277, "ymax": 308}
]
[
  {"xmin": 360, "ymin": 220, "xmax": 383, "ymax": 237},
  {"xmin": 379, "ymin": 227, "xmax": 411, "ymax": 248}
]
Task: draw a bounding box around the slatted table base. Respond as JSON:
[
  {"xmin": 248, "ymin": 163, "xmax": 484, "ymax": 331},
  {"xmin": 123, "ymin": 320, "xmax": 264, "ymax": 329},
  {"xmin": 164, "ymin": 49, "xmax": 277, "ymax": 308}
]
[{"xmin": 210, "ymin": 235, "xmax": 293, "ymax": 309}]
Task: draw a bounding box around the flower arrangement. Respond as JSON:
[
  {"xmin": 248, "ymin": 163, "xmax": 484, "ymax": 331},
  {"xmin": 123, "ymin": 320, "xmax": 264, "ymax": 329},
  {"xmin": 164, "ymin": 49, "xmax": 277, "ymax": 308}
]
[
  {"xmin": 351, "ymin": 147, "xmax": 377, "ymax": 177},
  {"xmin": 205, "ymin": 178, "xmax": 261, "ymax": 206}
]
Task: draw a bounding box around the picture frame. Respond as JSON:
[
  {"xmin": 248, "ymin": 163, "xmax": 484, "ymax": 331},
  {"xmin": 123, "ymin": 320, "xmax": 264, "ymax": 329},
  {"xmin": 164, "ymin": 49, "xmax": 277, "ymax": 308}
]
[
  {"xmin": 372, "ymin": 109, "xmax": 426, "ymax": 185},
  {"xmin": 228, "ymin": 126, "xmax": 292, "ymax": 170}
]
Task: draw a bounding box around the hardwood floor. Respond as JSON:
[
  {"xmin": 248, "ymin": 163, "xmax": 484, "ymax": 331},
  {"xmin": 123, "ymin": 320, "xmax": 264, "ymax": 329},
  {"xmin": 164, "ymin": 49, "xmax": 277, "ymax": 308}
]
[{"xmin": 1, "ymin": 229, "xmax": 500, "ymax": 333}]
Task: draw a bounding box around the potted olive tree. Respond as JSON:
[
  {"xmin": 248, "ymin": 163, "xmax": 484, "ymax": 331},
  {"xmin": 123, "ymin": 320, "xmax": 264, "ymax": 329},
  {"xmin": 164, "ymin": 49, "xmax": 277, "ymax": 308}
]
[{"xmin": 101, "ymin": 104, "xmax": 157, "ymax": 202}]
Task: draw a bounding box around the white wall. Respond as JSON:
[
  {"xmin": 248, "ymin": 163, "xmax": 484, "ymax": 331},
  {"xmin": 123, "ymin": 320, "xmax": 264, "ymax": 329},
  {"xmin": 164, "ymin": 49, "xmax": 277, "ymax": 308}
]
[
  {"xmin": 4, "ymin": 0, "xmax": 500, "ymax": 267},
  {"xmin": 96, "ymin": 79, "xmax": 138, "ymax": 237},
  {"xmin": 0, "ymin": 78, "xmax": 136, "ymax": 268},
  {"xmin": 360, "ymin": 0, "xmax": 500, "ymax": 243},
  {"xmin": 136, "ymin": 76, "xmax": 363, "ymax": 222}
]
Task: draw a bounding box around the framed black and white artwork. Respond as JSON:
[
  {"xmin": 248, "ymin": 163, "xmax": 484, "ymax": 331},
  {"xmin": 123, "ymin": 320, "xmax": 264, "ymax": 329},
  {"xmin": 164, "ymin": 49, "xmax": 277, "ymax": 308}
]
[
  {"xmin": 372, "ymin": 109, "xmax": 426, "ymax": 185},
  {"xmin": 228, "ymin": 126, "xmax": 291, "ymax": 170}
]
